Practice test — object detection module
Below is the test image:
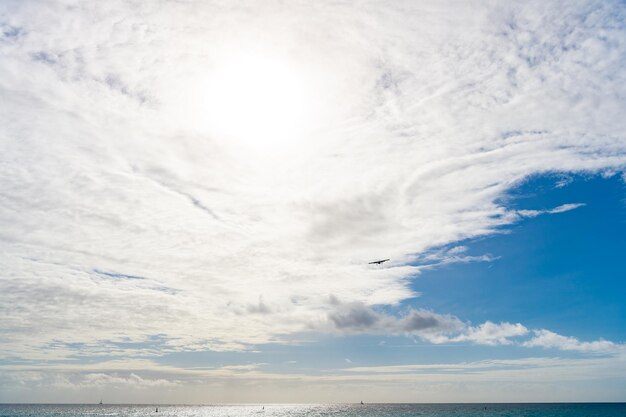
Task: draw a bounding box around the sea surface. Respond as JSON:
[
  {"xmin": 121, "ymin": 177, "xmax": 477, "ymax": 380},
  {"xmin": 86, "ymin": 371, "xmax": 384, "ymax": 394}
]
[{"xmin": 1, "ymin": 404, "xmax": 626, "ymax": 417}]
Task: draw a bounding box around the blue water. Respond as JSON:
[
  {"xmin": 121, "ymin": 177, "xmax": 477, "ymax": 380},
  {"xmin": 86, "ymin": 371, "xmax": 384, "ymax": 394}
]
[{"xmin": 1, "ymin": 404, "xmax": 625, "ymax": 417}]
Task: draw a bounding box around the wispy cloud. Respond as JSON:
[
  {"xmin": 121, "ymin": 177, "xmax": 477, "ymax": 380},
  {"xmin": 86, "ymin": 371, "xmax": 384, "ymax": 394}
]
[{"xmin": 515, "ymin": 203, "xmax": 586, "ymax": 219}]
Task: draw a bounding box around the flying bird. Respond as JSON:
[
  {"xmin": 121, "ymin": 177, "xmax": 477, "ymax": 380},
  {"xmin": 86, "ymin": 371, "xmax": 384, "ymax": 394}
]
[{"xmin": 368, "ymin": 259, "xmax": 389, "ymax": 265}]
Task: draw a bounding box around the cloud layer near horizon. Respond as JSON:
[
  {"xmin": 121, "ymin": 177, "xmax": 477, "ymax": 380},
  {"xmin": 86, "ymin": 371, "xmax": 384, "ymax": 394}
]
[{"xmin": 1, "ymin": 0, "xmax": 625, "ymax": 385}]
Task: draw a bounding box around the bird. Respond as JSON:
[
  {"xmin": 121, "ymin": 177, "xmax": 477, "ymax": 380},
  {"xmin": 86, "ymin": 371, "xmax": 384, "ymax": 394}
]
[{"xmin": 368, "ymin": 259, "xmax": 389, "ymax": 265}]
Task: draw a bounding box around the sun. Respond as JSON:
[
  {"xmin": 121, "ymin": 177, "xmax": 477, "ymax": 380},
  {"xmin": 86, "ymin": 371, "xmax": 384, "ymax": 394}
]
[{"xmin": 194, "ymin": 51, "xmax": 316, "ymax": 150}]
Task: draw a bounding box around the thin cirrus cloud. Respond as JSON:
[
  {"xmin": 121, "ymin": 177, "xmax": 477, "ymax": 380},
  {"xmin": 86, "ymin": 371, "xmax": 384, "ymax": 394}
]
[
  {"xmin": 0, "ymin": 0, "xmax": 625, "ymax": 401},
  {"xmin": 515, "ymin": 203, "xmax": 586, "ymax": 219}
]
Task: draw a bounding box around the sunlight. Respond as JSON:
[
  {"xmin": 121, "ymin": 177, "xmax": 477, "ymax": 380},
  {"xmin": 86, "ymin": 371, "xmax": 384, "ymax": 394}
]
[{"xmin": 194, "ymin": 52, "xmax": 317, "ymax": 150}]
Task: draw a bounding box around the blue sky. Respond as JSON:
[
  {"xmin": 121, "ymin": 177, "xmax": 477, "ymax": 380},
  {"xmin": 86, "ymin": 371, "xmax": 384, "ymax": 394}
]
[
  {"xmin": 412, "ymin": 173, "xmax": 626, "ymax": 341},
  {"xmin": 1, "ymin": 0, "xmax": 625, "ymax": 404}
]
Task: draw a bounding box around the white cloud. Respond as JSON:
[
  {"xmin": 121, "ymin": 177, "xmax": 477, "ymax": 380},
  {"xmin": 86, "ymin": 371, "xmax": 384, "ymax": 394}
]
[
  {"xmin": 548, "ymin": 203, "xmax": 586, "ymax": 214},
  {"xmin": 0, "ymin": 0, "xmax": 624, "ymax": 372},
  {"xmin": 523, "ymin": 330, "xmax": 624, "ymax": 355},
  {"xmin": 220, "ymin": 364, "xmax": 264, "ymax": 372},
  {"xmin": 81, "ymin": 373, "xmax": 179, "ymax": 389},
  {"xmin": 516, "ymin": 202, "xmax": 586, "ymax": 218},
  {"xmin": 447, "ymin": 322, "xmax": 529, "ymax": 346}
]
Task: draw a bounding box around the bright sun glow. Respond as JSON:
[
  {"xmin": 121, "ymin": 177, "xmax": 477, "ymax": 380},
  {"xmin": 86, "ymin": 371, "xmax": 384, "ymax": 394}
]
[{"xmin": 195, "ymin": 52, "xmax": 317, "ymax": 149}]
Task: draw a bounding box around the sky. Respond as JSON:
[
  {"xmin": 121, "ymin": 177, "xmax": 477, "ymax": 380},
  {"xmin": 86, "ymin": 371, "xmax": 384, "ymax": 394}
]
[{"xmin": 0, "ymin": 0, "xmax": 625, "ymax": 404}]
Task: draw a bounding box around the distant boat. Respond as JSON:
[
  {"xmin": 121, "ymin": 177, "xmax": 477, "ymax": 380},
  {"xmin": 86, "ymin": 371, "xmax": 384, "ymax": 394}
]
[
  {"xmin": 360, "ymin": 401, "xmax": 364, "ymax": 405},
  {"xmin": 99, "ymin": 400, "xmax": 103, "ymax": 405}
]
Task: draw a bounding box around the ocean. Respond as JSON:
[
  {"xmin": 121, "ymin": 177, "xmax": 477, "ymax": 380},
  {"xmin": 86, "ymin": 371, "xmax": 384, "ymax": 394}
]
[{"xmin": 1, "ymin": 403, "xmax": 625, "ymax": 417}]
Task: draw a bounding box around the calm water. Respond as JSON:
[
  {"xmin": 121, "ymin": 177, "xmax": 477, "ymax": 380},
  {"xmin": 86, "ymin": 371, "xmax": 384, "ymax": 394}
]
[{"xmin": 1, "ymin": 404, "xmax": 625, "ymax": 417}]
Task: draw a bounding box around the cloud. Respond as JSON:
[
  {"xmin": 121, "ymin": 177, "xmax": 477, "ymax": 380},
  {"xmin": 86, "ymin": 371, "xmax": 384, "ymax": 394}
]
[
  {"xmin": 400, "ymin": 310, "xmax": 459, "ymax": 333},
  {"xmin": 0, "ymin": 367, "xmax": 180, "ymax": 395},
  {"xmin": 328, "ymin": 302, "xmax": 382, "ymax": 331},
  {"xmin": 220, "ymin": 364, "xmax": 264, "ymax": 372},
  {"xmin": 81, "ymin": 372, "xmax": 179, "ymax": 389},
  {"xmin": 548, "ymin": 203, "xmax": 586, "ymax": 214},
  {"xmin": 325, "ymin": 300, "xmax": 622, "ymax": 353},
  {"xmin": 341, "ymin": 356, "xmax": 621, "ymax": 375},
  {"xmin": 446, "ymin": 322, "xmax": 529, "ymax": 346},
  {"xmin": 326, "ymin": 300, "xmax": 464, "ymax": 338},
  {"xmin": 325, "ymin": 299, "xmax": 530, "ymax": 347},
  {"xmin": 515, "ymin": 203, "xmax": 586, "ymax": 219},
  {"xmin": 0, "ymin": 0, "xmax": 624, "ymax": 371},
  {"xmin": 246, "ymin": 298, "xmax": 272, "ymax": 315},
  {"xmin": 523, "ymin": 330, "xmax": 624, "ymax": 355},
  {"xmin": 409, "ymin": 245, "xmax": 499, "ymax": 269}
]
